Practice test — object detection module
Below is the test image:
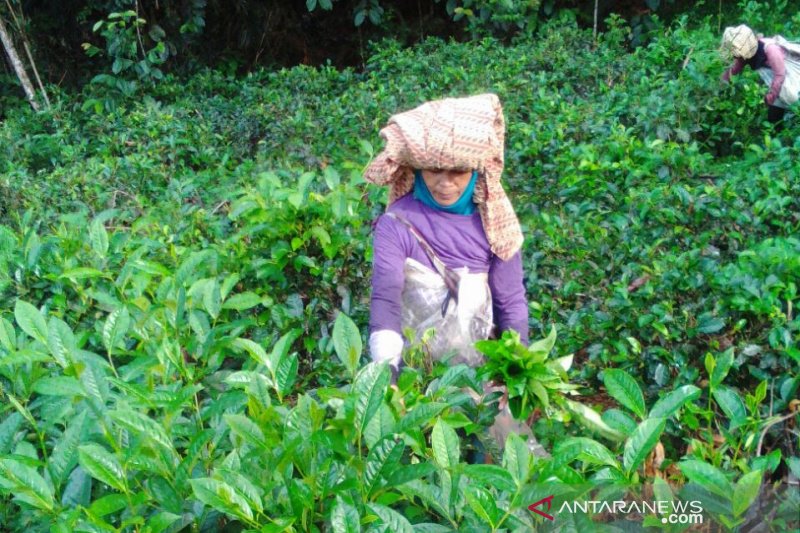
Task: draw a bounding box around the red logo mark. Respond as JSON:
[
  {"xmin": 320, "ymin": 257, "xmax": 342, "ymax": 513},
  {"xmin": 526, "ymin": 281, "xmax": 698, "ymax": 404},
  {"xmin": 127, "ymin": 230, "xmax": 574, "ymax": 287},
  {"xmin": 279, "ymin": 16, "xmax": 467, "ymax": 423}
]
[{"xmin": 528, "ymin": 495, "xmax": 555, "ymax": 521}]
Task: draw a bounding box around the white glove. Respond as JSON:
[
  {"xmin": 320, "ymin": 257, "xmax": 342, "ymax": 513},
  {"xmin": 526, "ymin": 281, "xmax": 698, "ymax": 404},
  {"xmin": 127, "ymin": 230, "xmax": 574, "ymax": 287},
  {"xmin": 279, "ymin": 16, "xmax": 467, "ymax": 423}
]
[{"xmin": 369, "ymin": 329, "xmax": 404, "ymax": 371}]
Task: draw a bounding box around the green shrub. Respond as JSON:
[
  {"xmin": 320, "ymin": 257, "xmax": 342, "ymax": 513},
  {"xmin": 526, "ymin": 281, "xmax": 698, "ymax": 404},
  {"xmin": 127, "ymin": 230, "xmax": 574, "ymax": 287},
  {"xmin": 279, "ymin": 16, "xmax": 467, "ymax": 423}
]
[{"xmin": 0, "ymin": 9, "xmax": 797, "ymax": 531}]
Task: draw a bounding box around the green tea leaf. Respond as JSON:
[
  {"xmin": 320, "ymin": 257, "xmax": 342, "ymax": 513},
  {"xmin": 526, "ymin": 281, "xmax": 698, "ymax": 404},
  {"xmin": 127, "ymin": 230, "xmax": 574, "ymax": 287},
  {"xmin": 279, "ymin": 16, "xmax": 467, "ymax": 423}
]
[
  {"xmin": 276, "ymin": 353, "xmax": 298, "ymax": 398},
  {"xmin": 712, "ymin": 386, "xmax": 747, "ymax": 427},
  {"xmin": 463, "ymin": 464, "xmax": 516, "ymax": 493},
  {"xmin": 0, "ymin": 412, "xmax": 24, "ymax": 454},
  {"xmin": 750, "ymin": 449, "xmax": 781, "ymax": 474},
  {"xmin": 79, "ymin": 355, "xmax": 109, "ymax": 407},
  {"xmin": 102, "ymin": 306, "xmax": 130, "ymax": 353},
  {"xmin": 47, "ymin": 317, "xmax": 76, "ymax": 368},
  {"xmin": 398, "ymin": 480, "xmax": 449, "ymax": 520},
  {"xmin": 110, "ymin": 409, "xmax": 177, "ymax": 459},
  {"xmin": 697, "ymin": 314, "xmax": 725, "ymax": 334},
  {"xmin": 554, "ymin": 437, "xmax": 620, "ymax": 470},
  {"xmin": 527, "ymin": 324, "xmax": 557, "ymax": 355},
  {"xmin": 61, "ymin": 465, "xmax": 91, "ymax": 507},
  {"xmin": 529, "ymin": 379, "xmax": 549, "ymax": 410},
  {"xmin": 148, "ymin": 476, "xmax": 183, "ymax": 514},
  {"xmin": 59, "ymin": 267, "xmax": 105, "ymax": 280},
  {"xmin": 270, "ymin": 330, "xmax": 300, "ymax": 365},
  {"xmin": 710, "ymin": 348, "xmax": 734, "ymax": 389},
  {"xmin": 732, "ymin": 470, "xmax": 762, "ymax": 517},
  {"xmin": 367, "ymin": 503, "xmax": 413, "ymax": 533},
  {"xmin": 653, "ymin": 475, "xmax": 673, "ymax": 504},
  {"xmin": 203, "ymin": 278, "xmax": 222, "ymax": 319},
  {"xmin": 6, "ymin": 393, "xmax": 36, "ymax": 428},
  {"xmin": 89, "ymin": 493, "xmax": 128, "ymax": 517},
  {"xmin": 78, "ymin": 444, "xmax": 127, "ymax": 493},
  {"xmin": 623, "ymin": 417, "xmax": 665, "ymax": 474},
  {"xmin": 0, "ymin": 317, "xmax": 15, "ymax": 351},
  {"xmin": 232, "ymin": 337, "xmax": 270, "ymax": 368},
  {"xmin": 704, "ymin": 353, "xmax": 715, "ymax": 381},
  {"xmin": 394, "ymin": 402, "xmax": 449, "ymax": 434},
  {"xmin": 32, "ymin": 376, "xmax": 86, "ymax": 397},
  {"xmin": 431, "ymin": 419, "xmax": 460, "ymax": 469},
  {"xmin": 223, "ymin": 414, "xmax": 267, "ymax": 449},
  {"xmin": 146, "ymin": 511, "xmax": 182, "ymax": 533},
  {"xmin": 601, "ymin": 408, "xmax": 637, "ymax": 435},
  {"xmin": 310, "ymin": 225, "xmax": 332, "ymax": 247},
  {"xmin": 503, "ymin": 432, "xmax": 531, "ymax": 486},
  {"xmin": 364, "ymin": 437, "xmax": 404, "ymax": 496},
  {"xmin": 333, "ymin": 312, "xmax": 362, "ymax": 377},
  {"xmin": 678, "ymin": 459, "xmax": 733, "ymax": 499},
  {"xmin": 219, "ymin": 469, "xmax": 264, "ymax": 514},
  {"xmin": 190, "ymin": 477, "xmax": 253, "ymax": 521},
  {"xmin": 176, "ymin": 251, "xmax": 213, "ymax": 286},
  {"xmin": 260, "ymin": 519, "xmax": 297, "ymax": 533},
  {"xmin": 0, "ymin": 349, "xmax": 51, "ymax": 368},
  {"xmin": 353, "ymin": 363, "xmax": 390, "ymax": 435},
  {"xmin": 465, "ymin": 485, "xmax": 499, "ymax": 527},
  {"xmin": 383, "ymin": 462, "xmax": 437, "ymax": 488},
  {"xmin": 364, "ymin": 403, "xmax": 396, "ymax": 448},
  {"xmin": 89, "ymin": 219, "xmax": 109, "ymax": 257},
  {"xmin": 222, "ymin": 291, "xmax": 262, "ymax": 311},
  {"xmin": 788, "ymin": 457, "xmax": 800, "ymax": 479},
  {"xmin": 331, "ymin": 495, "xmax": 360, "ymax": 533},
  {"xmin": 14, "ymin": 300, "xmax": 48, "ymax": 344},
  {"xmin": 0, "ymin": 457, "xmax": 55, "ymax": 511},
  {"xmin": 220, "ymin": 273, "xmax": 240, "ymax": 301},
  {"xmin": 409, "ymin": 525, "xmax": 451, "ymax": 533},
  {"xmin": 564, "ymin": 399, "xmax": 626, "ymax": 441},
  {"xmin": 752, "ymin": 380, "xmax": 768, "ymax": 406},
  {"xmin": 603, "ymin": 368, "xmax": 646, "ymax": 419},
  {"xmin": 649, "ymin": 385, "xmax": 701, "ymax": 418},
  {"xmin": 286, "ymin": 395, "xmax": 324, "ymax": 439}
]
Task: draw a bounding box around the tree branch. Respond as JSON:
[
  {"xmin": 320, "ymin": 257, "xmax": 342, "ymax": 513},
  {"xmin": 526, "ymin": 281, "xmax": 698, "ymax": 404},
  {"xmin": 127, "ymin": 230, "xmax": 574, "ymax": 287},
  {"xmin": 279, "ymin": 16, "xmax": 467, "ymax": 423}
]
[
  {"xmin": 0, "ymin": 12, "xmax": 38, "ymax": 110},
  {"xmin": 756, "ymin": 411, "xmax": 798, "ymax": 457}
]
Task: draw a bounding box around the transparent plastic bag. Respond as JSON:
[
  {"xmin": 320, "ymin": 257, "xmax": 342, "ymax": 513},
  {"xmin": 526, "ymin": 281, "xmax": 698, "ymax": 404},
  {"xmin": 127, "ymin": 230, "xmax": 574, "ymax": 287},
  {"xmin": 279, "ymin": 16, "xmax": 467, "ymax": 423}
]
[
  {"xmin": 400, "ymin": 257, "xmax": 492, "ymax": 366},
  {"xmin": 758, "ymin": 36, "xmax": 800, "ymax": 108}
]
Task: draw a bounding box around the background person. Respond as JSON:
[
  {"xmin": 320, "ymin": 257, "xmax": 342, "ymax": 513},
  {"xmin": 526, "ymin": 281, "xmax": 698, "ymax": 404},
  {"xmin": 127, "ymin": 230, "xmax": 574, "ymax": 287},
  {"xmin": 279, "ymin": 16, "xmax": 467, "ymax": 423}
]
[{"xmin": 721, "ymin": 24, "xmax": 800, "ymax": 126}]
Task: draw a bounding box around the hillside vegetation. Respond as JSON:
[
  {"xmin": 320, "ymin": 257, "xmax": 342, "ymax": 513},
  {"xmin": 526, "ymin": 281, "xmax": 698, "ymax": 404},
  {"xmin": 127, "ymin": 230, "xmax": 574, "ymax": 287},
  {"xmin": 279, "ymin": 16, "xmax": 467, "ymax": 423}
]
[{"xmin": 0, "ymin": 7, "xmax": 798, "ymax": 533}]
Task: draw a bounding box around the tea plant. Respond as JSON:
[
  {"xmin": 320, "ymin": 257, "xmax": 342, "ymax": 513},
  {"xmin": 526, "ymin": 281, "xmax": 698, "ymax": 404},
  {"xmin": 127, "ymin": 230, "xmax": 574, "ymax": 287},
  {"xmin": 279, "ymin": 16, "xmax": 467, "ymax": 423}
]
[
  {"xmin": 475, "ymin": 327, "xmax": 578, "ymax": 420},
  {"xmin": 0, "ymin": 4, "xmax": 798, "ymax": 531}
]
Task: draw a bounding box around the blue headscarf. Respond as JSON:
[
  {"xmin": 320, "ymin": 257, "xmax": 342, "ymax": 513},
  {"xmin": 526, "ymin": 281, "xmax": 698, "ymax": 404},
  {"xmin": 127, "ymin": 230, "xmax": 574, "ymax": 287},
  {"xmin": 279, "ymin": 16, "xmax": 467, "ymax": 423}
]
[{"xmin": 413, "ymin": 169, "xmax": 478, "ymax": 215}]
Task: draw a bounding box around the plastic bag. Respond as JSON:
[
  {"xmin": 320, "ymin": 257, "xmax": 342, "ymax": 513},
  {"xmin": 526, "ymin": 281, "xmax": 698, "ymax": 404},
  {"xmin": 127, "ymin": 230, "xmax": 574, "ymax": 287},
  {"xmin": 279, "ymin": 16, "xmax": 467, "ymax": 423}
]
[
  {"xmin": 758, "ymin": 36, "xmax": 800, "ymax": 108},
  {"xmin": 400, "ymin": 257, "xmax": 492, "ymax": 366}
]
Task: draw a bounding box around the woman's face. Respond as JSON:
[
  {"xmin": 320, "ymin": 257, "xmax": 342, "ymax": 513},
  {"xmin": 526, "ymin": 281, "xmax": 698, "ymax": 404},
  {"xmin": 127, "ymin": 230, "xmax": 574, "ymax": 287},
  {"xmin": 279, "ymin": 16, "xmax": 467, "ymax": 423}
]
[{"xmin": 421, "ymin": 169, "xmax": 473, "ymax": 206}]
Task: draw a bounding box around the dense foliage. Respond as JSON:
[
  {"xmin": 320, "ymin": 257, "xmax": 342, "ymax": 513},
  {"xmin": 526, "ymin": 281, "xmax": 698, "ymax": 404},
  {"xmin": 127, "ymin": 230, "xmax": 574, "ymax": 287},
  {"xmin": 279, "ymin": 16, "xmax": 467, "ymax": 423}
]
[
  {"xmin": 0, "ymin": 2, "xmax": 799, "ymax": 531},
  {"xmin": 0, "ymin": 0, "xmax": 756, "ymax": 89}
]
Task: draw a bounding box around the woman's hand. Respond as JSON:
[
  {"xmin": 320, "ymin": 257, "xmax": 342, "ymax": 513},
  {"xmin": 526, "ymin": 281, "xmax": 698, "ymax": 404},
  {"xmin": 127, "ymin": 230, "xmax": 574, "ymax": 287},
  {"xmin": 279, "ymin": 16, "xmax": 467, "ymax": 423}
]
[
  {"xmin": 764, "ymin": 91, "xmax": 777, "ymax": 106},
  {"xmin": 485, "ymin": 381, "xmax": 508, "ymax": 411},
  {"xmin": 498, "ymin": 386, "xmax": 509, "ymax": 412}
]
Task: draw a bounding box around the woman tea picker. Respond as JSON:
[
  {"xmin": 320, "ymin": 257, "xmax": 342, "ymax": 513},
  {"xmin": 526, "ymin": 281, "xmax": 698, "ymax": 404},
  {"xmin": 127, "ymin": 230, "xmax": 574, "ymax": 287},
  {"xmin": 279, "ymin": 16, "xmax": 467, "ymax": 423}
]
[
  {"xmin": 364, "ymin": 93, "xmax": 542, "ymax": 454},
  {"xmin": 721, "ymin": 24, "xmax": 800, "ymax": 127}
]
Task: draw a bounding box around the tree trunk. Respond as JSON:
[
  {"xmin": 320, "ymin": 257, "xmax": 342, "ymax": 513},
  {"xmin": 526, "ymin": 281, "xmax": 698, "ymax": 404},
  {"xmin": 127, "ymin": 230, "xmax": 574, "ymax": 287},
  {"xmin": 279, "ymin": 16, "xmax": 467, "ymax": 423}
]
[
  {"xmin": 0, "ymin": 13, "xmax": 38, "ymax": 110},
  {"xmin": 22, "ymin": 38, "xmax": 49, "ymax": 107}
]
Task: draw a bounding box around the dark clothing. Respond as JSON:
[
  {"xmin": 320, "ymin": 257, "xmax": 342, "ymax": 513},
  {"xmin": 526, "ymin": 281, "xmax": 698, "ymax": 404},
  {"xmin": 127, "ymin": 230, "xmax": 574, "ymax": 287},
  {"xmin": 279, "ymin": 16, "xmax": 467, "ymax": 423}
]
[
  {"xmin": 767, "ymin": 105, "xmax": 786, "ymax": 128},
  {"xmin": 745, "ymin": 42, "xmax": 769, "ymax": 71}
]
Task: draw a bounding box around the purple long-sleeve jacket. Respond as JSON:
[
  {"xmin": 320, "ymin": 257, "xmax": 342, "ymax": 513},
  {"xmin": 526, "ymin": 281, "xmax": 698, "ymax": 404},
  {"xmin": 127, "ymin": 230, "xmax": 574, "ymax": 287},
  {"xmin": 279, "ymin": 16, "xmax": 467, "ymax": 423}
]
[
  {"xmin": 723, "ymin": 39, "xmax": 786, "ymax": 104},
  {"xmin": 370, "ymin": 193, "xmax": 529, "ymax": 344}
]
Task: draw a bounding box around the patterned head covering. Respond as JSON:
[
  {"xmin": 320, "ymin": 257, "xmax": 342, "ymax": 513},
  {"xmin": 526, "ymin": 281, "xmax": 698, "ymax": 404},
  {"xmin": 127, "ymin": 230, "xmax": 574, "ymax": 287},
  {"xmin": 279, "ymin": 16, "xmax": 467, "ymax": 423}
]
[
  {"xmin": 722, "ymin": 25, "xmax": 758, "ymax": 59},
  {"xmin": 364, "ymin": 93, "xmax": 523, "ymax": 261}
]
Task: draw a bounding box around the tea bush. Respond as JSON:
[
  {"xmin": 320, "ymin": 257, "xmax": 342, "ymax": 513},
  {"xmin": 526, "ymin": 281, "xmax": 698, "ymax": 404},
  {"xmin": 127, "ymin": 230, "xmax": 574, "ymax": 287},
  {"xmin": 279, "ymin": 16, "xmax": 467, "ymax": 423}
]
[{"xmin": 0, "ymin": 6, "xmax": 798, "ymax": 532}]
